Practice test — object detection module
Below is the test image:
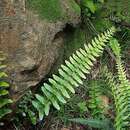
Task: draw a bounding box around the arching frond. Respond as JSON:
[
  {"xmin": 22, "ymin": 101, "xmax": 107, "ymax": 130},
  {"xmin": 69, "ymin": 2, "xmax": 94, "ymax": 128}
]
[
  {"xmin": 109, "ymin": 39, "xmax": 130, "ymax": 130},
  {"xmin": 32, "ymin": 27, "xmax": 116, "ymax": 120}
]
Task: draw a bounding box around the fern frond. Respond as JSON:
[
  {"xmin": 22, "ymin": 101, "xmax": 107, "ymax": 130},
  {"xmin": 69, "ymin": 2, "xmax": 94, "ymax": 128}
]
[
  {"xmin": 0, "ymin": 52, "xmax": 12, "ymax": 119},
  {"xmin": 115, "ymin": 61, "xmax": 130, "ymax": 130},
  {"xmin": 110, "ymin": 39, "xmax": 130, "ymax": 130},
  {"xmin": 88, "ymin": 80, "xmax": 104, "ymax": 119},
  {"xmin": 102, "ymin": 66, "xmax": 118, "ymax": 98},
  {"xmin": 32, "ymin": 27, "xmax": 116, "ymax": 120}
]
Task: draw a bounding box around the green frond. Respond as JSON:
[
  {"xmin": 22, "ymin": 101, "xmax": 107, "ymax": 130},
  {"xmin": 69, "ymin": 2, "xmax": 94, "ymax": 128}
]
[
  {"xmin": 0, "ymin": 108, "xmax": 12, "ymax": 119},
  {"xmin": 101, "ymin": 66, "xmax": 118, "ymax": 98},
  {"xmin": 102, "ymin": 65, "xmax": 130, "ymax": 129},
  {"xmin": 88, "ymin": 80, "xmax": 104, "ymax": 119},
  {"xmin": 106, "ymin": 39, "xmax": 130, "ymax": 130},
  {"xmin": 32, "ymin": 27, "xmax": 116, "ymax": 120},
  {"xmin": 0, "ymin": 52, "xmax": 12, "ymax": 119},
  {"xmin": 110, "ymin": 38, "xmax": 121, "ymax": 58},
  {"xmin": 115, "ymin": 62, "xmax": 130, "ymax": 129}
]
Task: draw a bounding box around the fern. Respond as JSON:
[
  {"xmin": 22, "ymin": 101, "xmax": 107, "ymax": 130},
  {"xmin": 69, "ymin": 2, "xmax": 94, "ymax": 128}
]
[
  {"xmin": 32, "ymin": 27, "xmax": 116, "ymax": 120},
  {"xmin": 102, "ymin": 66, "xmax": 118, "ymax": 101},
  {"xmin": 0, "ymin": 52, "xmax": 13, "ymax": 119},
  {"xmin": 110, "ymin": 39, "xmax": 130, "ymax": 130},
  {"xmin": 88, "ymin": 80, "xmax": 104, "ymax": 119}
]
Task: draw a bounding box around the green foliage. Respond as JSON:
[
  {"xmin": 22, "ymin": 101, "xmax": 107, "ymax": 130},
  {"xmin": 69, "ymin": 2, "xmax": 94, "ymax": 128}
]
[
  {"xmin": 17, "ymin": 91, "xmax": 36, "ymax": 125},
  {"xmin": 105, "ymin": 0, "xmax": 130, "ymax": 22},
  {"xmin": 81, "ymin": 0, "xmax": 104, "ymax": 17},
  {"xmin": 27, "ymin": 0, "xmax": 63, "ymax": 21},
  {"xmin": 51, "ymin": 92, "xmax": 88, "ymax": 126},
  {"xmin": 0, "ymin": 52, "xmax": 12, "ymax": 119},
  {"xmin": 101, "ymin": 39, "xmax": 130, "ymax": 130},
  {"xmin": 110, "ymin": 39, "xmax": 121, "ymax": 58},
  {"xmin": 77, "ymin": 101, "xmax": 88, "ymax": 114},
  {"xmin": 69, "ymin": 118, "xmax": 113, "ymax": 130},
  {"xmin": 32, "ymin": 27, "xmax": 116, "ymax": 121},
  {"xmin": 101, "ymin": 66, "xmax": 117, "ymax": 99},
  {"xmin": 88, "ymin": 80, "xmax": 105, "ymax": 119},
  {"xmin": 67, "ymin": 39, "xmax": 130, "ymax": 130},
  {"xmin": 81, "ymin": 0, "xmax": 97, "ymax": 14},
  {"xmin": 110, "ymin": 39, "xmax": 130, "ymax": 130}
]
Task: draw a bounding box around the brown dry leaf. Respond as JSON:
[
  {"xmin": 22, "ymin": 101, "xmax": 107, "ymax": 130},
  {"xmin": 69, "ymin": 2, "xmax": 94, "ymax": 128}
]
[
  {"xmin": 100, "ymin": 95, "xmax": 109, "ymax": 107},
  {"xmin": 99, "ymin": 95, "xmax": 109, "ymax": 114}
]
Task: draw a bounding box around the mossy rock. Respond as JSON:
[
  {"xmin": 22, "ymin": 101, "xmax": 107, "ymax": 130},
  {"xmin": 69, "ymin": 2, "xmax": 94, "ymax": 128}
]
[
  {"xmin": 27, "ymin": 0, "xmax": 81, "ymax": 22},
  {"xmin": 69, "ymin": 0, "xmax": 81, "ymax": 15},
  {"xmin": 27, "ymin": 0, "xmax": 63, "ymax": 21}
]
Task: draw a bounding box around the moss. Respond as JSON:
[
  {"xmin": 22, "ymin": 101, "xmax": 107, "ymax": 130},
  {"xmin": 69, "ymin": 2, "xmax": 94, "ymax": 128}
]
[
  {"xmin": 69, "ymin": 0, "xmax": 81, "ymax": 15},
  {"xmin": 64, "ymin": 27, "xmax": 86, "ymax": 59},
  {"xmin": 27, "ymin": 0, "xmax": 81, "ymax": 22},
  {"xmin": 27, "ymin": 0, "xmax": 63, "ymax": 21}
]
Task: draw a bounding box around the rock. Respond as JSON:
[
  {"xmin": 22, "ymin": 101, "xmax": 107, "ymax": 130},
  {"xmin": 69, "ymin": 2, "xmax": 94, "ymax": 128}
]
[{"xmin": 0, "ymin": 0, "xmax": 81, "ymax": 101}]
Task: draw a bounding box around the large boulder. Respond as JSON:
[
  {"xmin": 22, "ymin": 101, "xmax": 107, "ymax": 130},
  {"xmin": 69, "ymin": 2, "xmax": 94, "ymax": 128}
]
[{"xmin": 0, "ymin": 0, "xmax": 81, "ymax": 101}]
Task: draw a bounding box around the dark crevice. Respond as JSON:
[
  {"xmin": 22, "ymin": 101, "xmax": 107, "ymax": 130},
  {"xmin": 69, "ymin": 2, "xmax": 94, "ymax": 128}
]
[
  {"xmin": 53, "ymin": 23, "xmax": 75, "ymax": 42},
  {"xmin": 64, "ymin": 23, "xmax": 76, "ymax": 34}
]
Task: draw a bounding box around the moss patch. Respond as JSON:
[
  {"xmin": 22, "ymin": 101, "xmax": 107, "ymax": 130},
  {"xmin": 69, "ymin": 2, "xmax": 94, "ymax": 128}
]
[
  {"xmin": 27, "ymin": 0, "xmax": 63, "ymax": 21},
  {"xmin": 69, "ymin": 0, "xmax": 81, "ymax": 15}
]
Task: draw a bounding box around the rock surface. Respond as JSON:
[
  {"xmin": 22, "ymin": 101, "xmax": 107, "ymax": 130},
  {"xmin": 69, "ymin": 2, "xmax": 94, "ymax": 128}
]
[{"xmin": 0, "ymin": 0, "xmax": 81, "ymax": 101}]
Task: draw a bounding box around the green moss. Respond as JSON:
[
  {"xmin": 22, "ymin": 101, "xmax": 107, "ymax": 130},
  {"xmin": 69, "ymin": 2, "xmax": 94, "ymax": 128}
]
[
  {"xmin": 69, "ymin": 0, "xmax": 81, "ymax": 15},
  {"xmin": 27, "ymin": 0, "xmax": 63, "ymax": 21},
  {"xmin": 64, "ymin": 28, "xmax": 86, "ymax": 59}
]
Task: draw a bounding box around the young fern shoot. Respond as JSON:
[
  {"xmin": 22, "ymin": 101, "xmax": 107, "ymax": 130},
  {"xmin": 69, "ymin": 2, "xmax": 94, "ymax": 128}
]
[{"xmin": 32, "ymin": 27, "xmax": 116, "ymax": 121}]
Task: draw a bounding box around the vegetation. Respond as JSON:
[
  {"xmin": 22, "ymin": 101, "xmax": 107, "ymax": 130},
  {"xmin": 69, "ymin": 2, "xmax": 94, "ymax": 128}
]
[
  {"xmin": 27, "ymin": 0, "xmax": 80, "ymax": 22},
  {"xmin": 0, "ymin": 52, "xmax": 12, "ymax": 119},
  {"xmin": 69, "ymin": 39, "xmax": 130, "ymax": 130},
  {"xmin": 32, "ymin": 27, "xmax": 115, "ymax": 120},
  {"xmin": 1, "ymin": 0, "xmax": 130, "ymax": 130},
  {"xmin": 27, "ymin": 0, "xmax": 64, "ymax": 21}
]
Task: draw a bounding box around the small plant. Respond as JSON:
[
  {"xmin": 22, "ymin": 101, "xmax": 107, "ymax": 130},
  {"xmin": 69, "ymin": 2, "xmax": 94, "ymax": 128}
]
[
  {"xmin": 88, "ymin": 80, "xmax": 106, "ymax": 119},
  {"xmin": 81, "ymin": 0, "xmax": 104, "ymax": 17},
  {"xmin": 77, "ymin": 101, "xmax": 88, "ymax": 115},
  {"xmin": 17, "ymin": 91, "xmax": 36, "ymax": 125},
  {"xmin": 0, "ymin": 52, "xmax": 13, "ymax": 119}
]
